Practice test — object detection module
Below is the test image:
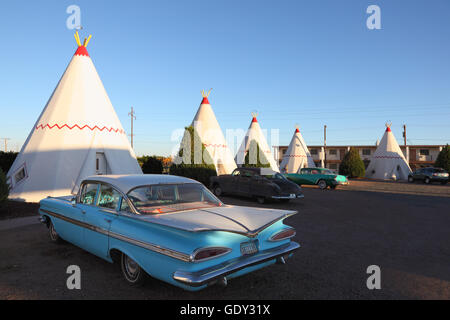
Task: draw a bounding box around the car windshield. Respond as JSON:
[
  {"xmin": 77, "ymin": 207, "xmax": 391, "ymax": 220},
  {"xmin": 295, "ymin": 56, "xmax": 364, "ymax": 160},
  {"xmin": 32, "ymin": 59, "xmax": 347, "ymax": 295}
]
[
  {"xmin": 126, "ymin": 183, "xmax": 222, "ymax": 214},
  {"xmin": 322, "ymin": 169, "xmax": 335, "ymax": 175}
]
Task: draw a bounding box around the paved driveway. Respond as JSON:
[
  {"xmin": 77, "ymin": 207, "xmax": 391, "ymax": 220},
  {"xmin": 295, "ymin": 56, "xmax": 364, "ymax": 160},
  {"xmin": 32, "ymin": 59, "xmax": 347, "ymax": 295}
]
[{"xmin": 1, "ymin": 186, "xmax": 449, "ymax": 299}]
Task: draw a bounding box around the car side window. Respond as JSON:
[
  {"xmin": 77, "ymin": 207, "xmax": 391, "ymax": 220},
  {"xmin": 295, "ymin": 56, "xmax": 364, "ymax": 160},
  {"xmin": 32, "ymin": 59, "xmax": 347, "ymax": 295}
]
[
  {"xmin": 97, "ymin": 184, "xmax": 121, "ymax": 210},
  {"xmin": 120, "ymin": 198, "xmax": 133, "ymax": 213},
  {"xmin": 80, "ymin": 183, "xmax": 98, "ymax": 205},
  {"xmin": 242, "ymin": 170, "xmax": 253, "ymax": 177},
  {"xmin": 311, "ymin": 169, "xmax": 319, "ymax": 174}
]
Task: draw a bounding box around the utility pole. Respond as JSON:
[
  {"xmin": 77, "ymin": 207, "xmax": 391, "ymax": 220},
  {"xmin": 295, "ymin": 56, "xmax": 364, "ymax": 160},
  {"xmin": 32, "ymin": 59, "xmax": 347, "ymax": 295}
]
[
  {"xmin": 0, "ymin": 138, "xmax": 10, "ymax": 152},
  {"xmin": 402, "ymin": 124, "xmax": 407, "ymax": 146},
  {"xmin": 324, "ymin": 125, "xmax": 327, "ymax": 168},
  {"xmin": 128, "ymin": 107, "xmax": 136, "ymax": 149},
  {"xmin": 402, "ymin": 124, "xmax": 409, "ymax": 164}
]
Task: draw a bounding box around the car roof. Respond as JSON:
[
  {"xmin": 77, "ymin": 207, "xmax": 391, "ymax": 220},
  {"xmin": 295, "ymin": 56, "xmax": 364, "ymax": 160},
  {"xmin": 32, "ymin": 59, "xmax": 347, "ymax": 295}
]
[
  {"xmin": 82, "ymin": 174, "xmax": 200, "ymax": 194},
  {"xmin": 236, "ymin": 167, "xmax": 278, "ymax": 175}
]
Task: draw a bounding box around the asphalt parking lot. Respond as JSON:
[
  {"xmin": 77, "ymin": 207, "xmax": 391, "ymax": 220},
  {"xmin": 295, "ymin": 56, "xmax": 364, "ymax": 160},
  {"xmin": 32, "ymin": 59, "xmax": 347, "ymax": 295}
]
[{"xmin": 1, "ymin": 182, "xmax": 449, "ymax": 300}]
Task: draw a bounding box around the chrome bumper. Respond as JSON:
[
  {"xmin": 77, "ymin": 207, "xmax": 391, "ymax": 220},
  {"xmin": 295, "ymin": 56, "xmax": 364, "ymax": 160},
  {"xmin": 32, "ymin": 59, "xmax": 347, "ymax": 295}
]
[
  {"xmin": 173, "ymin": 241, "xmax": 300, "ymax": 287},
  {"xmin": 272, "ymin": 194, "xmax": 304, "ymax": 199},
  {"xmin": 333, "ymin": 181, "xmax": 349, "ymax": 185}
]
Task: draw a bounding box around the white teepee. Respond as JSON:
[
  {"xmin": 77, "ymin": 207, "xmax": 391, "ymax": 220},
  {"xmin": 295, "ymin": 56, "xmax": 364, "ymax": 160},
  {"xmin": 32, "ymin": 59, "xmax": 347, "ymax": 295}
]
[
  {"xmin": 235, "ymin": 113, "xmax": 279, "ymax": 172},
  {"xmin": 7, "ymin": 32, "xmax": 142, "ymax": 202},
  {"xmin": 176, "ymin": 90, "xmax": 237, "ymax": 175},
  {"xmin": 279, "ymin": 126, "xmax": 315, "ymax": 173},
  {"xmin": 365, "ymin": 123, "xmax": 411, "ymax": 180}
]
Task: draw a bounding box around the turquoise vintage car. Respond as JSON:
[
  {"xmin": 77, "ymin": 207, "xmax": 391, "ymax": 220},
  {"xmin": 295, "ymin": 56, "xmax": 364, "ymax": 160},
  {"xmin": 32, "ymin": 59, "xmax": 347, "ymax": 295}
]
[
  {"xmin": 283, "ymin": 168, "xmax": 349, "ymax": 190},
  {"xmin": 39, "ymin": 174, "xmax": 299, "ymax": 291}
]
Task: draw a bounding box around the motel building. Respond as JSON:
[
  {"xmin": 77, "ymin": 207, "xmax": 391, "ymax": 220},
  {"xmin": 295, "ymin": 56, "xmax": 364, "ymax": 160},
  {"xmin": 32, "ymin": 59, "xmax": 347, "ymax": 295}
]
[{"xmin": 274, "ymin": 145, "xmax": 447, "ymax": 172}]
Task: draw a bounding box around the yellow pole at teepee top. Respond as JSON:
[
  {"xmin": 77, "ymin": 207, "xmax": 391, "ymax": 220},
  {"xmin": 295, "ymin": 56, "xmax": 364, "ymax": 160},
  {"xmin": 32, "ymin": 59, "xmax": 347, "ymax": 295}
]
[
  {"xmin": 75, "ymin": 32, "xmax": 92, "ymax": 47},
  {"xmin": 84, "ymin": 35, "xmax": 92, "ymax": 47},
  {"xmin": 74, "ymin": 31, "xmax": 82, "ymax": 46}
]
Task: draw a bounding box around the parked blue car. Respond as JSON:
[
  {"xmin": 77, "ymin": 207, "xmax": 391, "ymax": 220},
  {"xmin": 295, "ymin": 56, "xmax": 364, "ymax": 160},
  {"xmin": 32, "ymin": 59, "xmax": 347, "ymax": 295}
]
[{"xmin": 39, "ymin": 174, "xmax": 299, "ymax": 291}]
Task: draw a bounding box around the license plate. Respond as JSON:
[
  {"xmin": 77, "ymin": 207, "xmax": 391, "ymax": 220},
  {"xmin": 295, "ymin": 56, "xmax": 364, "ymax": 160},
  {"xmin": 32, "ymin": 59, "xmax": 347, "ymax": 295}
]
[{"xmin": 240, "ymin": 241, "xmax": 259, "ymax": 256}]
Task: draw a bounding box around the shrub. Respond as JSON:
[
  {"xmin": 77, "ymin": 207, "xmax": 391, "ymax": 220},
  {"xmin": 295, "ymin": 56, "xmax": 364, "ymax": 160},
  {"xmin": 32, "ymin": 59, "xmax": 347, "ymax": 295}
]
[
  {"xmin": 0, "ymin": 151, "xmax": 18, "ymax": 173},
  {"xmin": 435, "ymin": 145, "xmax": 450, "ymax": 172},
  {"xmin": 138, "ymin": 156, "xmax": 163, "ymax": 174},
  {"xmin": 169, "ymin": 165, "xmax": 217, "ymax": 186},
  {"xmin": 339, "ymin": 147, "xmax": 365, "ymax": 178},
  {"xmin": 170, "ymin": 126, "xmax": 217, "ymax": 186},
  {"xmin": 0, "ymin": 168, "xmax": 9, "ymax": 205},
  {"xmin": 243, "ymin": 140, "xmax": 271, "ymax": 168}
]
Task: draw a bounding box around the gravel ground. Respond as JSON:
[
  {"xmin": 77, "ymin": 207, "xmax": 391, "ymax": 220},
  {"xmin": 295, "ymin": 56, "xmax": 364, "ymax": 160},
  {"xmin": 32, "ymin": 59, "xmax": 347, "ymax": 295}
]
[
  {"xmin": 0, "ymin": 201, "xmax": 39, "ymax": 220},
  {"xmin": 344, "ymin": 179, "xmax": 450, "ymax": 197},
  {"xmin": 0, "ymin": 184, "xmax": 449, "ymax": 300}
]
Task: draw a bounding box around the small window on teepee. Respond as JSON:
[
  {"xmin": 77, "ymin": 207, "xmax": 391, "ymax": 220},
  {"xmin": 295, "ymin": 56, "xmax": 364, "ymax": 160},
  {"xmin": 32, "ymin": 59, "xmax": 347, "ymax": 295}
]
[{"xmin": 14, "ymin": 164, "xmax": 28, "ymax": 185}]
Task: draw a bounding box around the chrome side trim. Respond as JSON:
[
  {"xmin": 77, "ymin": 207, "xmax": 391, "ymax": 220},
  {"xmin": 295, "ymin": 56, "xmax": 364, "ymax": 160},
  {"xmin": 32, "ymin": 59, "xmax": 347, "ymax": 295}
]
[
  {"xmin": 108, "ymin": 231, "xmax": 191, "ymax": 262},
  {"xmin": 40, "ymin": 209, "xmax": 190, "ymax": 262},
  {"xmin": 173, "ymin": 241, "xmax": 300, "ymax": 287}
]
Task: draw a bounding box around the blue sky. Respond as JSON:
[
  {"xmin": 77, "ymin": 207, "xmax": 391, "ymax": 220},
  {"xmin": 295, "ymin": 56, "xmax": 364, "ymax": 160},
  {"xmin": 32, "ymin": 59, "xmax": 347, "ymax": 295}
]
[{"xmin": 0, "ymin": 0, "xmax": 449, "ymax": 156}]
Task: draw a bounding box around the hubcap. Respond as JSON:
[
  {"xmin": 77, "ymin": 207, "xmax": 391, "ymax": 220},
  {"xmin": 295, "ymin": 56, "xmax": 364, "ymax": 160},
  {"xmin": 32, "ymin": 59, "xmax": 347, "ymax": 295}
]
[
  {"xmin": 50, "ymin": 224, "xmax": 58, "ymax": 240},
  {"xmin": 124, "ymin": 256, "xmax": 140, "ymax": 281},
  {"xmin": 319, "ymin": 181, "xmax": 326, "ymax": 189},
  {"xmin": 215, "ymin": 187, "xmax": 222, "ymax": 196}
]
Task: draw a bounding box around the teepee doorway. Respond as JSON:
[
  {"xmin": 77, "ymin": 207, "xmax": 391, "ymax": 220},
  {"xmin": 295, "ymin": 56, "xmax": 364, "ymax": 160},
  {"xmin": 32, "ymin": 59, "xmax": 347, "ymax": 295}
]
[{"xmin": 95, "ymin": 152, "xmax": 107, "ymax": 175}]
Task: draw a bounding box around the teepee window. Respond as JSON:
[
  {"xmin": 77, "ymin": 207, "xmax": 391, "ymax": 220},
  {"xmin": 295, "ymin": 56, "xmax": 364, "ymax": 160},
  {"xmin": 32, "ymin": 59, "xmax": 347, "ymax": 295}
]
[{"xmin": 14, "ymin": 164, "xmax": 28, "ymax": 185}]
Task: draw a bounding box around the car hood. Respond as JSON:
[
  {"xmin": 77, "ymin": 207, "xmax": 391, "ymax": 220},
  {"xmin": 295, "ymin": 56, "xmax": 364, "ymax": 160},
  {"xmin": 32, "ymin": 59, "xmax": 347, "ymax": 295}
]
[{"xmin": 130, "ymin": 205, "xmax": 297, "ymax": 237}]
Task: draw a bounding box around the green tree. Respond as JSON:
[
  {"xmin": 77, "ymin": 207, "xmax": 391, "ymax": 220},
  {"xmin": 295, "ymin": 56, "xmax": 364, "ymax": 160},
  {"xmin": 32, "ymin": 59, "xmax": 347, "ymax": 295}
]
[
  {"xmin": 0, "ymin": 168, "xmax": 9, "ymax": 205},
  {"xmin": 243, "ymin": 140, "xmax": 271, "ymax": 168},
  {"xmin": 435, "ymin": 145, "xmax": 450, "ymax": 172},
  {"xmin": 170, "ymin": 126, "xmax": 217, "ymax": 186},
  {"xmin": 339, "ymin": 147, "xmax": 365, "ymax": 178},
  {"xmin": 0, "ymin": 151, "xmax": 18, "ymax": 173},
  {"xmin": 138, "ymin": 156, "xmax": 163, "ymax": 174}
]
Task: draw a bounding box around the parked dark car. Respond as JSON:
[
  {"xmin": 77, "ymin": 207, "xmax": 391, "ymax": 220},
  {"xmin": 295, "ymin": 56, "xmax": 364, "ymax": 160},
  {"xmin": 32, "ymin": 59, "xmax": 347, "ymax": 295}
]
[
  {"xmin": 408, "ymin": 167, "xmax": 449, "ymax": 184},
  {"xmin": 210, "ymin": 167, "xmax": 304, "ymax": 204}
]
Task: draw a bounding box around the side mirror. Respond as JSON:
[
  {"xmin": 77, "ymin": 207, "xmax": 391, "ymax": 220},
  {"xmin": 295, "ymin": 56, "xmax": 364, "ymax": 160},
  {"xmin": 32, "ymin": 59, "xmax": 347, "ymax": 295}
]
[{"xmin": 71, "ymin": 197, "xmax": 77, "ymax": 207}]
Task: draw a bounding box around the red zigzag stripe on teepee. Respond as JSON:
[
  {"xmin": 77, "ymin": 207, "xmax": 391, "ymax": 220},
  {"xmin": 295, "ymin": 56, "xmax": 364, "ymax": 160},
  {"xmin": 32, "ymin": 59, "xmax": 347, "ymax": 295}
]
[
  {"xmin": 203, "ymin": 144, "xmax": 228, "ymax": 148},
  {"xmin": 283, "ymin": 155, "xmax": 310, "ymax": 158},
  {"xmin": 35, "ymin": 123, "xmax": 125, "ymax": 134},
  {"xmin": 372, "ymin": 155, "xmax": 404, "ymax": 159}
]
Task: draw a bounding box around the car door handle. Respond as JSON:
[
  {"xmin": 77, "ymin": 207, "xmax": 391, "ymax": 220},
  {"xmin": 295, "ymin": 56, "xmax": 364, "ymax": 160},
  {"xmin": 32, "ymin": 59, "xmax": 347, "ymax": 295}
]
[
  {"xmin": 81, "ymin": 210, "xmax": 86, "ymax": 214},
  {"xmin": 104, "ymin": 218, "xmax": 112, "ymax": 223}
]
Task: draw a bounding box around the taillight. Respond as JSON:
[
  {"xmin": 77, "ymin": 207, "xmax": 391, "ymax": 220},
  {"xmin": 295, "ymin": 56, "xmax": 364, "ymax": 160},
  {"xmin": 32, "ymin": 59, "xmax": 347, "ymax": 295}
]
[
  {"xmin": 269, "ymin": 228, "xmax": 296, "ymax": 241},
  {"xmin": 190, "ymin": 247, "xmax": 231, "ymax": 262}
]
